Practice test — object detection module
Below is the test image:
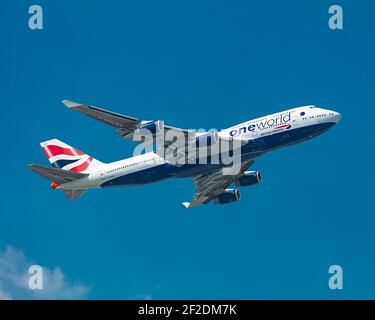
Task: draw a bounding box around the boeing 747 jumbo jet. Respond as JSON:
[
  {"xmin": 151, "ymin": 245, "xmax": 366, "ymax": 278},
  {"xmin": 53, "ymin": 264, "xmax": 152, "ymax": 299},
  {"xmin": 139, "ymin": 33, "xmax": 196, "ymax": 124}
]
[{"xmin": 28, "ymin": 101, "xmax": 340, "ymax": 208}]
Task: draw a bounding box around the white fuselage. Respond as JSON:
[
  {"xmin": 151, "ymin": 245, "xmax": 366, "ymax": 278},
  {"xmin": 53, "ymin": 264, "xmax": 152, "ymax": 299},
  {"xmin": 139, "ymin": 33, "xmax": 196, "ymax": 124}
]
[{"xmin": 59, "ymin": 105, "xmax": 341, "ymax": 190}]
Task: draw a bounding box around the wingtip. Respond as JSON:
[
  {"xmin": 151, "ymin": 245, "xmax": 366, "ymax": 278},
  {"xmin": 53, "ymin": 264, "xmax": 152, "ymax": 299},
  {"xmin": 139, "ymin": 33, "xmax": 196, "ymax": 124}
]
[
  {"xmin": 182, "ymin": 202, "xmax": 191, "ymax": 209},
  {"xmin": 62, "ymin": 100, "xmax": 82, "ymax": 108}
]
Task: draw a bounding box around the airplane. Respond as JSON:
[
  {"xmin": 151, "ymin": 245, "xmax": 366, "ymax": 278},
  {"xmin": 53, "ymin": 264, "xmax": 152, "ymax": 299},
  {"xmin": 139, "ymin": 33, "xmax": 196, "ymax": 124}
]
[{"xmin": 28, "ymin": 101, "xmax": 341, "ymax": 208}]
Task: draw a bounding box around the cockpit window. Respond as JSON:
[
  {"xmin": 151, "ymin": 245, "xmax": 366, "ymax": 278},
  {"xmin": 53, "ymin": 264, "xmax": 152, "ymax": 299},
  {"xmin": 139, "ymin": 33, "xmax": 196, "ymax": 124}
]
[{"xmin": 300, "ymin": 112, "xmax": 305, "ymax": 116}]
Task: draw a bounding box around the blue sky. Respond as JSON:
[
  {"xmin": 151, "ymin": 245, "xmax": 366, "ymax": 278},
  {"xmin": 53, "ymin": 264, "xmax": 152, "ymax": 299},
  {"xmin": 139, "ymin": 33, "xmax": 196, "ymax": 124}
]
[{"xmin": 0, "ymin": 0, "xmax": 374, "ymax": 299}]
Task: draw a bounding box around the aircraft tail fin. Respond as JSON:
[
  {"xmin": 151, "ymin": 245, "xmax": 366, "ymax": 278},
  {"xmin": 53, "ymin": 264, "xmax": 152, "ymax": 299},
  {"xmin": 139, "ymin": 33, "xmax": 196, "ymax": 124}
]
[{"xmin": 40, "ymin": 138, "xmax": 104, "ymax": 173}]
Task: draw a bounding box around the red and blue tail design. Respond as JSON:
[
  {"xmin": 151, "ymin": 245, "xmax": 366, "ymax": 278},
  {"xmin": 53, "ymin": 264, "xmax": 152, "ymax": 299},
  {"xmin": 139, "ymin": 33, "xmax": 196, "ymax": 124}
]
[{"xmin": 40, "ymin": 139, "xmax": 103, "ymax": 173}]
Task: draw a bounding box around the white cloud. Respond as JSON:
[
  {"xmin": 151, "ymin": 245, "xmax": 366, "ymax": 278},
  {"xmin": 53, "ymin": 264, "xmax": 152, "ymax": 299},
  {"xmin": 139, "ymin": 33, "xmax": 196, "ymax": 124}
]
[
  {"xmin": 0, "ymin": 288, "xmax": 11, "ymax": 300},
  {"xmin": 0, "ymin": 245, "xmax": 90, "ymax": 300}
]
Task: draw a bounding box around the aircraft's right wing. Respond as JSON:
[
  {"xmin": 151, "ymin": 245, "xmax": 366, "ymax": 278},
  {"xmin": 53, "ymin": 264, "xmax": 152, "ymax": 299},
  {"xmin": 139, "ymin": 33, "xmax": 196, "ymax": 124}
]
[{"xmin": 182, "ymin": 159, "xmax": 255, "ymax": 208}]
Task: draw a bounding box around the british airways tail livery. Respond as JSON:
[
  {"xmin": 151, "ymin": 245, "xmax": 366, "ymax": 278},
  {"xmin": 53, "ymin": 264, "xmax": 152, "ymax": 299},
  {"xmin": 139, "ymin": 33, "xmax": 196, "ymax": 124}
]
[{"xmin": 28, "ymin": 101, "xmax": 341, "ymax": 208}]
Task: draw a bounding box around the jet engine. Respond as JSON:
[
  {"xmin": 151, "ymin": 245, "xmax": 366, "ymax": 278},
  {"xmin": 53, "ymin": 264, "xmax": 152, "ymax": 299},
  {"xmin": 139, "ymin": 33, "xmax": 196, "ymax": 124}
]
[
  {"xmin": 214, "ymin": 188, "xmax": 241, "ymax": 205},
  {"xmin": 237, "ymin": 171, "xmax": 262, "ymax": 187},
  {"xmin": 137, "ymin": 120, "xmax": 164, "ymax": 135}
]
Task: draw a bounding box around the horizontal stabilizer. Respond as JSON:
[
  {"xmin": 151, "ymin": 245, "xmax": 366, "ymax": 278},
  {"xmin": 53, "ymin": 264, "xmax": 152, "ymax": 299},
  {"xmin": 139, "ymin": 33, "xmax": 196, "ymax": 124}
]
[
  {"xmin": 63, "ymin": 189, "xmax": 86, "ymax": 200},
  {"xmin": 27, "ymin": 164, "xmax": 88, "ymax": 185}
]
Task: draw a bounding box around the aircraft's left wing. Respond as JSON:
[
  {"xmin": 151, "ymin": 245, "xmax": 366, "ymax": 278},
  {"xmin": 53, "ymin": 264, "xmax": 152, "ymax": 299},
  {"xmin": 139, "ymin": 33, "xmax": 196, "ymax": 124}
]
[
  {"xmin": 182, "ymin": 159, "xmax": 255, "ymax": 208},
  {"xmin": 62, "ymin": 100, "xmax": 191, "ymax": 143},
  {"xmin": 63, "ymin": 100, "xmax": 246, "ymax": 166}
]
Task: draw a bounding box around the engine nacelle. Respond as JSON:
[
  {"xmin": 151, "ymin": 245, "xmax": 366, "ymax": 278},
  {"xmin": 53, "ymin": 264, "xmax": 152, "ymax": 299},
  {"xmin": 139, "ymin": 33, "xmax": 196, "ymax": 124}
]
[
  {"xmin": 195, "ymin": 131, "xmax": 219, "ymax": 147},
  {"xmin": 137, "ymin": 120, "xmax": 164, "ymax": 135},
  {"xmin": 237, "ymin": 171, "xmax": 262, "ymax": 187},
  {"xmin": 214, "ymin": 188, "xmax": 241, "ymax": 205}
]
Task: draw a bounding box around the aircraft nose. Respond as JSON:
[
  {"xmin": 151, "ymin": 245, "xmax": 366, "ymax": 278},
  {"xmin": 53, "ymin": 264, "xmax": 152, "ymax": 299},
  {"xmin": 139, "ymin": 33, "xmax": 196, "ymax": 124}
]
[{"xmin": 332, "ymin": 111, "xmax": 341, "ymax": 123}]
